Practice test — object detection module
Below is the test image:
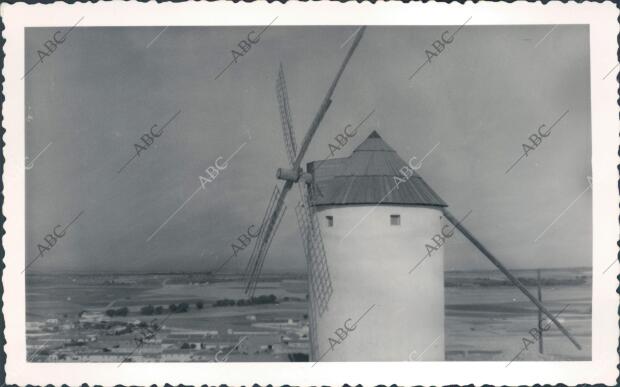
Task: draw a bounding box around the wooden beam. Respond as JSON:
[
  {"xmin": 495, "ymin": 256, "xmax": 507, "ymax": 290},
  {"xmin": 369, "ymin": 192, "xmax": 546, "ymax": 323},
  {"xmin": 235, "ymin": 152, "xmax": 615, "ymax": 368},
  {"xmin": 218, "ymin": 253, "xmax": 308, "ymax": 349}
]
[
  {"xmin": 442, "ymin": 209, "xmax": 582, "ymax": 350},
  {"xmin": 537, "ymin": 269, "xmax": 544, "ymax": 354}
]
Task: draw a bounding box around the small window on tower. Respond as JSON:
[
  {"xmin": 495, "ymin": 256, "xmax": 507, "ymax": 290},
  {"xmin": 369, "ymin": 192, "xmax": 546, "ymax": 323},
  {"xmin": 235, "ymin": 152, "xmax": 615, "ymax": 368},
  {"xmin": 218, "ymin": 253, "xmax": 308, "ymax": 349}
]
[
  {"xmin": 390, "ymin": 214, "xmax": 401, "ymax": 226},
  {"xmin": 326, "ymin": 216, "xmax": 334, "ymax": 227}
]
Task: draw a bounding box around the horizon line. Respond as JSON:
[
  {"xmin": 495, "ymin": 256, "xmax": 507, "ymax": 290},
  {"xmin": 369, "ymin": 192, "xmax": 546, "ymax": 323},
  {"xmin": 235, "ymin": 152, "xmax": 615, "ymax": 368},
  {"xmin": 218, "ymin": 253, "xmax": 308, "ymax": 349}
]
[{"xmin": 25, "ymin": 266, "xmax": 593, "ymax": 276}]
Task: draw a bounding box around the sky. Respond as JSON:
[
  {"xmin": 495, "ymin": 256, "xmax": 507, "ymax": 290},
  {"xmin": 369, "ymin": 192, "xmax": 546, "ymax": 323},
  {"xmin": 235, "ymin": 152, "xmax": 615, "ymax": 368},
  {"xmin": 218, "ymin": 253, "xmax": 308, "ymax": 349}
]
[{"xmin": 24, "ymin": 24, "xmax": 592, "ymax": 274}]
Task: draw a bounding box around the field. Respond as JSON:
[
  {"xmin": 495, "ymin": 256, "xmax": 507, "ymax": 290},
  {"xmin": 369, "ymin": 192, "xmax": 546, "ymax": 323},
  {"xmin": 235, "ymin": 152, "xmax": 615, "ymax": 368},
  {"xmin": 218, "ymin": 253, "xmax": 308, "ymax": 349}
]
[{"xmin": 26, "ymin": 268, "xmax": 591, "ymax": 362}]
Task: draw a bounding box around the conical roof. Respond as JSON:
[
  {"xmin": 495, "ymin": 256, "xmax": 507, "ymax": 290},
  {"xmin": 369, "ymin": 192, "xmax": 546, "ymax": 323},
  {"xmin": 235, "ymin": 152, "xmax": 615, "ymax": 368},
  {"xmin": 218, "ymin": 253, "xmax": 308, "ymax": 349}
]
[
  {"xmin": 307, "ymin": 131, "xmax": 447, "ymax": 207},
  {"xmin": 353, "ymin": 130, "xmax": 395, "ymax": 152}
]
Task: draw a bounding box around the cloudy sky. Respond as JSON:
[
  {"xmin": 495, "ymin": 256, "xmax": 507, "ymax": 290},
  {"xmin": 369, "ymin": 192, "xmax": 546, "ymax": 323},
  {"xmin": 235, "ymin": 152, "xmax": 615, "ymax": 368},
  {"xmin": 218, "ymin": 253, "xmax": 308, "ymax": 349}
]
[{"xmin": 25, "ymin": 24, "xmax": 591, "ymax": 274}]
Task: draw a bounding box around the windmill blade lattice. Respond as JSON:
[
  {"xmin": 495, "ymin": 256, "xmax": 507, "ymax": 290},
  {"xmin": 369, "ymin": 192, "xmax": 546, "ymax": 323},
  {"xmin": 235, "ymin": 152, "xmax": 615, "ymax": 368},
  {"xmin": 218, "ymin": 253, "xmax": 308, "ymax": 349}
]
[
  {"xmin": 244, "ymin": 184, "xmax": 288, "ymax": 297},
  {"xmin": 295, "ymin": 184, "xmax": 332, "ymax": 359},
  {"xmin": 245, "ymin": 185, "xmax": 280, "ymax": 281},
  {"xmin": 295, "ymin": 186, "xmax": 332, "ymax": 317},
  {"xmin": 277, "ymin": 63, "xmax": 298, "ymax": 166}
]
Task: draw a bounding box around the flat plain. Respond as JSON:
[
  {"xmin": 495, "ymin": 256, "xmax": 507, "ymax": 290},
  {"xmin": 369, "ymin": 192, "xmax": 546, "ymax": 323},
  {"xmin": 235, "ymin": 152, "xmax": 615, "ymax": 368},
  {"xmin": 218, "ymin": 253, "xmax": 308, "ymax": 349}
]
[{"xmin": 26, "ymin": 268, "xmax": 591, "ymax": 362}]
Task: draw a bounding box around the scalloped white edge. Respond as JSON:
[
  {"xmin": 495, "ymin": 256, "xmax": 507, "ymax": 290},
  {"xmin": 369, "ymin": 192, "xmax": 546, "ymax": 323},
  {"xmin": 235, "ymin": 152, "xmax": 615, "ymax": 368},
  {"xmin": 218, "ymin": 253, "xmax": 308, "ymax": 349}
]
[{"xmin": 1, "ymin": 1, "xmax": 618, "ymax": 386}]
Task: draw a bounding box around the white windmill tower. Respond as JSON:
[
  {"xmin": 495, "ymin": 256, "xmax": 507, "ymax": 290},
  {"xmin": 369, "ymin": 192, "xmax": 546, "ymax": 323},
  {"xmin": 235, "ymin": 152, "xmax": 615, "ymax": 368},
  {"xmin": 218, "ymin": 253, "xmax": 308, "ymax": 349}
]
[
  {"xmin": 244, "ymin": 27, "xmax": 581, "ymax": 361},
  {"xmin": 307, "ymin": 130, "xmax": 448, "ymax": 361}
]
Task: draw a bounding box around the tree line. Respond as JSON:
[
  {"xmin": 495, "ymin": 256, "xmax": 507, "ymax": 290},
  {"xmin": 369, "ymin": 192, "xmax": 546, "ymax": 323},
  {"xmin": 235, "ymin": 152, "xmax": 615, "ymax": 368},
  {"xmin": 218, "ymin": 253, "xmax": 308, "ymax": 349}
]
[
  {"xmin": 105, "ymin": 295, "xmax": 279, "ymax": 317},
  {"xmin": 213, "ymin": 294, "xmax": 277, "ymax": 307},
  {"xmin": 105, "ymin": 301, "xmax": 205, "ymax": 317}
]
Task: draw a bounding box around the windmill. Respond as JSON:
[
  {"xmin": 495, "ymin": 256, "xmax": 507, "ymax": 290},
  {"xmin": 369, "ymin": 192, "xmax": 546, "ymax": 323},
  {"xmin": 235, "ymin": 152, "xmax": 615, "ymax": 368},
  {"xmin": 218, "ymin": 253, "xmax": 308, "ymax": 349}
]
[{"xmin": 244, "ymin": 26, "xmax": 581, "ymax": 361}]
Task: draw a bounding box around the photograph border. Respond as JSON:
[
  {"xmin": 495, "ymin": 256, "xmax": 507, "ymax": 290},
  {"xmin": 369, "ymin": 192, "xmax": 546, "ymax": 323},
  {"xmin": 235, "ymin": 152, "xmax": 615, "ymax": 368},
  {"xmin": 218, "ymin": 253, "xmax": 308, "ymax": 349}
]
[{"xmin": 2, "ymin": 1, "xmax": 618, "ymax": 386}]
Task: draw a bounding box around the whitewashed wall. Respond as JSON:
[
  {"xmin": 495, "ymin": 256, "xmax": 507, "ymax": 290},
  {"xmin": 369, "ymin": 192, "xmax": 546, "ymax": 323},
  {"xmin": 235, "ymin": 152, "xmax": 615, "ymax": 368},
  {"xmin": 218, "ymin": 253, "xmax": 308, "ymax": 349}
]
[{"xmin": 313, "ymin": 205, "xmax": 445, "ymax": 361}]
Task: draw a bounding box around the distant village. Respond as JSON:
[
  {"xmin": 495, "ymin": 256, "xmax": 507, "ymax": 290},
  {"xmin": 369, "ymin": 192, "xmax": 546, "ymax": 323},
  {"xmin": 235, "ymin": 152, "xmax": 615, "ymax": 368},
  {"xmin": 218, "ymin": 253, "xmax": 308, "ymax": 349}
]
[{"xmin": 27, "ymin": 287, "xmax": 310, "ymax": 362}]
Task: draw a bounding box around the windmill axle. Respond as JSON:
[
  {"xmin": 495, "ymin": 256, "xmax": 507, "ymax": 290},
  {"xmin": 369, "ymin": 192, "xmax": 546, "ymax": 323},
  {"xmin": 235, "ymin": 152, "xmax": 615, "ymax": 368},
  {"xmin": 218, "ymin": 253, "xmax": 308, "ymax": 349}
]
[
  {"xmin": 276, "ymin": 167, "xmax": 313, "ymax": 183},
  {"xmin": 276, "ymin": 167, "xmax": 301, "ymax": 182}
]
